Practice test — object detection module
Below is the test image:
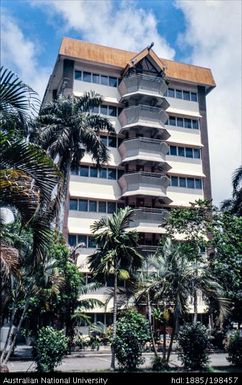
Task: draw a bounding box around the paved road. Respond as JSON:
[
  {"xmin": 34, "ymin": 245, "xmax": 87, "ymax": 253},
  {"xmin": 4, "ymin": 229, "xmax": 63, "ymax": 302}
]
[{"xmin": 7, "ymin": 353, "xmax": 230, "ymax": 372}]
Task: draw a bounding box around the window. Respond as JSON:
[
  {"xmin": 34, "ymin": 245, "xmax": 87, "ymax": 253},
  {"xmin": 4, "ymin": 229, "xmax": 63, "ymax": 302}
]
[
  {"xmin": 80, "ymin": 166, "xmax": 89, "ymax": 177},
  {"xmin": 78, "ymin": 235, "xmax": 87, "ymax": 246},
  {"xmin": 195, "ymin": 179, "xmax": 202, "ymax": 189},
  {"xmin": 100, "ymin": 75, "xmax": 109, "ymax": 85},
  {"xmin": 83, "ymin": 71, "xmax": 92, "ymax": 82},
  {"xmin": 109, "ymin": 77, "xmax": 118, "ymax": 87},
  {"xmin": 99, "ymin": 168, "xmax": 107, "ymax": 179},
  {"xmin": 108, "ymin": 169, "xmax": 116, "ymax": 180},
  {"xmin": 89, "ymin": 201, "xmax": 97, "ymax": 212},
  {"xmin": 170, "ymin": 176, "xmax": 202, "ymax": 189},
  {"xmin": 79, "ymin": 199, "xmax": 88, "ymax": 211},
  {"xmin": 71, "ymin": 167, "xmax": 78, "ymax": 175},
  {"xmin": 90, "ymin": 167, "xmax": 98, "ymax": 177},
  {"xmin": 179, "ymin": 177, "xmax": 186, "ymax": 188},
  {"xmin": 118, "ymin": 169, "xmax": 124, "ymax": 179},
  {"xmin": 168, "ymin": 88, "xmax": 175, "ymax": 97},
  {"xmin": 185, "ymin": 147, "xmax": 193, "ymax": 158},
  {"xmin": 178, "ymin": 147, "xmax": 185, "ymax": 157},
  {"xmin": 177, "ymin": 117, "xmax": 184, "ymax": 127},
  {"xmin": 107, "ymin": 202, "xmax": 116, "ymax": 213},
  {"xmin": 184, "ymin": 118, "xmax": 192, "ymax": 129},
  {"xmin": 191, "ymin": 92, "xmax": 198, "ymax": 102},
  {"xmin": 68, "ymin": 235, "xmax": 76, "ymax": 247},
  {"xmin": 170, "ymin": 146, "xmax": 177, "ymax": 156},
  {"xmin": 75, "ymin": 71, "xmax": 82, "ymax": 80},
  {"xmin": 176, "ymin": 89, "xmax": 182, "ymax": 99},
  {"xmin": 187, "ymin": 178, "xmax": 195, "ymax": 189},
  {"xmin": 100, "ymin": 105, "xmax": 108, "ymax": 115},
  {"xmin": 92, "ymin": 73, "xmax": 100, "ymax": 84},
  {"xmin": 69, "ymin": 199, "xmax": 78, "ymax": 210},
  {"xmin": 193, "ymin": 149, "xmax": 201, "ymax": 159},
  {"xmin": 171, "ymin": 176, "xmax": 178, "ymax": 187},
  {"xmin": 88, "ymin": 236, "xmax": 96, "ymax": 248},
  {"xmin": 93, "ymin": 106, "xmax": 99, "ymax": 114},
  {"xmin": 108, "ymin": 136, "xmax": 116, "ymax": 147},
  {"xmin": 183, "ymin": 91, "xmax": 190, "ymax": 101},
  {"xmin": 169, "ymin": 116, "xmax": 176, "ymax": 126},
  {"xmin": 98, "ymin": 201, "xmax": 106, "ymax": 213},
  {"xmin": 100, "ymin": 136, "xmax": 108, "ymax": 146},
  {"xmin": 192, "ymin": 120, "xmax": 199, "ymax": 129},
  {"xmin": 109, "ymin": 106, "xmax": 117, "ymax": 117}
]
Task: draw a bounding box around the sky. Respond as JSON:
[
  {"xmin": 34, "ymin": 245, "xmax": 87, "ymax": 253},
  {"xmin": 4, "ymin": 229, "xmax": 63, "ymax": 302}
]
[{"xmin": 1, "ymin": 0, "xmax": 242, "ymax": 206}]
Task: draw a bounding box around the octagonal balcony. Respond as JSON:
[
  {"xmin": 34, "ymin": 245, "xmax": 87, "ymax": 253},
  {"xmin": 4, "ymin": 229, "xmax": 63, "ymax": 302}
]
[
  {"xmin": 118, "ymin": 74, "xmax": 168, "ymax": 100},
  {"xmin": 129, "ymin": 207, "xmax": 169, "ymax": 231},
  {"xmin": 119, "ymin": 105, "xmax": 168, "ymax": 134},
  {"xmin": 119, "ymin": 137, "xmax": 170, "ymax": 170},
  {"xmin": 118, "ymin": 172, "xmax": 171, "ymax": 203}
]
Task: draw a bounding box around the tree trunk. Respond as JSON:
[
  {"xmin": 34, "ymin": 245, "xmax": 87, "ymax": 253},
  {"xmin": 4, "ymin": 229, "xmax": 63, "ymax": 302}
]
[
  {"xmin": 2, "ymin": 301, "xmax": 29, "ymax": 365},
  {"xmin": 193, "ymin": 290, "xmax": 198, "ymax": 325},
  {"xmin": 110, "ymin": 271, "xmax": 118, "ymax": 370},
  {"xmin": 147, "ymin": 291, "xmax": 158, "ymax": 357},
  {"xmin": 163, "ymin": 321, "xmax": 166, "ymax": 361},
  {"xmin": 56, "ymin": 164, "xmax": 71, "ymax": 234},
  {"xmin": 167, "ymin": 312, "xmax": 179, "ymax": 364},
  {"xmin": 0, "ymin": 308, "xmax": 17, "ymax": 362}
]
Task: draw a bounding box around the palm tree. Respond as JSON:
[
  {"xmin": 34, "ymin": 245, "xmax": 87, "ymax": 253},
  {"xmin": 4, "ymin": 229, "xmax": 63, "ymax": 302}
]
[
  {"xmin": 88, "ymin": 207, "xmax": 143, "ymax": 369},
  {"xmin": 221, "ymin": 166, "xmax": 242, "ymax": 216},
  {"xmin": 135, "ymin": 239, "xmax": 229, "ymax": 364},
  {"xmin": 35, "ymin": 94, "xmax": 114, "ymax": 230}
]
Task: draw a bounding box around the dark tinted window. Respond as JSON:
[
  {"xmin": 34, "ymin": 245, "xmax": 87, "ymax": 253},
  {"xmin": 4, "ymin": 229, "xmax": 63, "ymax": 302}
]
[
  {"xmin": 178, "ymin": 147, "xmax": 185, "ymax": 157},
  {"xmin": 89, "ymin": 201, "xmax": 97, "ymax": 212},
  {"xmin": 108, "ymin": 169, "xmax": 116, "ymax": 180},
  {"xmin": 83, "ymin": 72, "xmax": 92, "ymax": 82},
  {"xmin": 100, "ymin": 75, "xmax": 108, "ymax": 85},
  {"xmin": 176, "ymin": 89, "xmax": 182, "ymax": 99},
  {"xmin": 88, "ymin": 236, "xmax": 96, "ymax": 248},
  {"xmin": 192, "ymin": 120, "xmax": 199, "ymax": 129},
  {"xmin": 107, "ymin": 202, "xmax": 116, "ymax": 213},
  {"xmin": 179, "ymin": 177, "xmax": 186, "ymax": 188},
  {"xmin": 109, "ymin": 77, "xmax": 118, "ymax": 87},
  {"xmin": 80, "ymin": 166, "xmax": 89, "ymax": 177},
  {"xmin": 185, "ymin": 148, "xmax": 193, "ymax": 158},
  {"xmin": 78, "ymin": 235, "xmax": 87, "ymax": 246},
  {"xmin": 79, "ymin": 200, "xmax": 88, "ymax": 211},
  {"xmin": 68, "ymin": 235, "xmax": 76, "ymax": 246},
  {"xmin": 195, "ymin": 179, "xmax": 202, "ymax": 189},
  {"xmin": 170, "ymin": 146, "xmax": 177, "ymax": 155},
  {"xmin": 98, "ymin": 201, "xmax": 106, "ymax": 213},
  {"xmin": 191, "ymin": 92, "xmax": 198, "ymax": 102},
  {"xmin": 69, "ymin": 199, "xmax": 78, "ymax": 210},
  {"xmin": 169, "ymin": 116, "xmax": 176, "ymax": 126},
  {"xmin": 90, "ymin": 167, "xmax": 98, "ymax": 177},
  {"xmin": 177, "ymin": 117, "xmax": 184, "ymax": 127},
  {"xmin": 171, "ymin": 176, "xmax": 178, "ymax": 187},
  {"xmin": 109, "ymin": 106, "xmax": 117, "ymax": 116},
  {"xmin": 99, "ymin": 168, "xmax": 107, "ymax": 178},
  {"xmin": 184, "ymin": 118, "xmax": 192, "ymax": 129},
  {"xmin": 75, "ymin": 71, "xmax": 82, "ymax": 80},
  {"xmin": 100, "ymin": 105, "xmax": 108, "ymax": 115},
  {"xmin": 168, "ymin": 88, "xmax": 175, "ymax": 97},
  {"xmin": 187, "ymin": 178, "xmax": 195, "ymax": 189},
  {"xmin": 108, "ymin": 136, "xmax": 116, "ymax": 147},
  {"xmin": 193, "ymin": 148, "xmax": 200, "ymax": 159},
  {"xmin": 183, "ymin": 91, "xmax": 190, "ymax": 100},
  {"xmin": 100, "ymin": 136, "xmax": 108, "ymax": 146},
  {"xmin": 92, "ymin": 73, "xmax": 99, "ymax": 84}
]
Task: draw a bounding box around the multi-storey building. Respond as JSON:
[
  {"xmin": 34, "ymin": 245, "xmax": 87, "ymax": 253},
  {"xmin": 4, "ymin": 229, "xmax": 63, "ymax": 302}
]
[{"xmin": 43, "ymin": 37, "xmax": 216, "ymax": 328}]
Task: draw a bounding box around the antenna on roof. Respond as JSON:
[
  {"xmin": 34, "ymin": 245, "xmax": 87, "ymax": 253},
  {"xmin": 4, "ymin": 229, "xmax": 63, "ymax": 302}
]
[{"xmin": 147, "ymin": 42, "xmax": 154, "ymax": 51}]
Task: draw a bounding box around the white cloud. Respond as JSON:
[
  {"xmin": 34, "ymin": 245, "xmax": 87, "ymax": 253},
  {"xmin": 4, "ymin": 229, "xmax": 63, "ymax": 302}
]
[
  {"xmin": 176, "ymin": 0, "xmax": 242, "ymax": 205},
  {"xmin": 33, "ymin": 0, "xmax": 175, "ymax": 58},
  {"xmin": 1, "ymin": 9, "xmax": 50, "ymax": 99}
]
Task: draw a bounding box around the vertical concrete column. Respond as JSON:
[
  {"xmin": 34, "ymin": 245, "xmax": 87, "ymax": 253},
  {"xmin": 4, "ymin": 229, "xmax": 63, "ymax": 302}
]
[
  {"xmin": 198, "ymin": 86, "xmax": 212, "ymax": 200},
  {"xmin": 62, "ymin": 59, "xmax": 74, "ymax": 97}
]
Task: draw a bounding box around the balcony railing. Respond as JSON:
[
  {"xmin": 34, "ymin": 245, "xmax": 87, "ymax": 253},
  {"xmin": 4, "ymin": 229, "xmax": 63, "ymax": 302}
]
[
  {"xmin": 129, "ymin": 207, "xmax": 169, "ymax": 228},
  {"xmin": 119, "ymin": 137, "xmax": 169, "ymax": 168},
  {"xmin": 118, "ymin": 172, "xmax": 171, "ymax": 202},
  {"xmin": 118, "ymin": 74, "xmax": 168, "ymax": 98},
  {"xmin": 119, "ymin": 105, "xmax": 168, "ymax": 132}
]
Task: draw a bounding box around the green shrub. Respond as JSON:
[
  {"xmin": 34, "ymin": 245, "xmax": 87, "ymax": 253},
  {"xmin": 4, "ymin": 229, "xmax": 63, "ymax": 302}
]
[
  {"xmin": 33, "ymin": 327, "xmax": 69, "ymax": 372},
  {"xmin": 152, "ymin": 356, "xmax": 169, "ymax": 371},
  {"xmin": 178, "ymin": 323, "xmax": 210, "ymax": 370},
  {"xmin": 112, "ymin": 309, "xmax": 150, "ymax": 371},
  {"xmin": 226, "ymin": 332, "xmax": 242, "ymax": 367}
]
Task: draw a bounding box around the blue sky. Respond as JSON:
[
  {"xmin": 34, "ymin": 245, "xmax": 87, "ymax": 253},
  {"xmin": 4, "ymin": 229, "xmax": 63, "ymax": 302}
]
[{"xmin": 1, "ymin": 0, "xmax": 242, "ymax": 205}]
